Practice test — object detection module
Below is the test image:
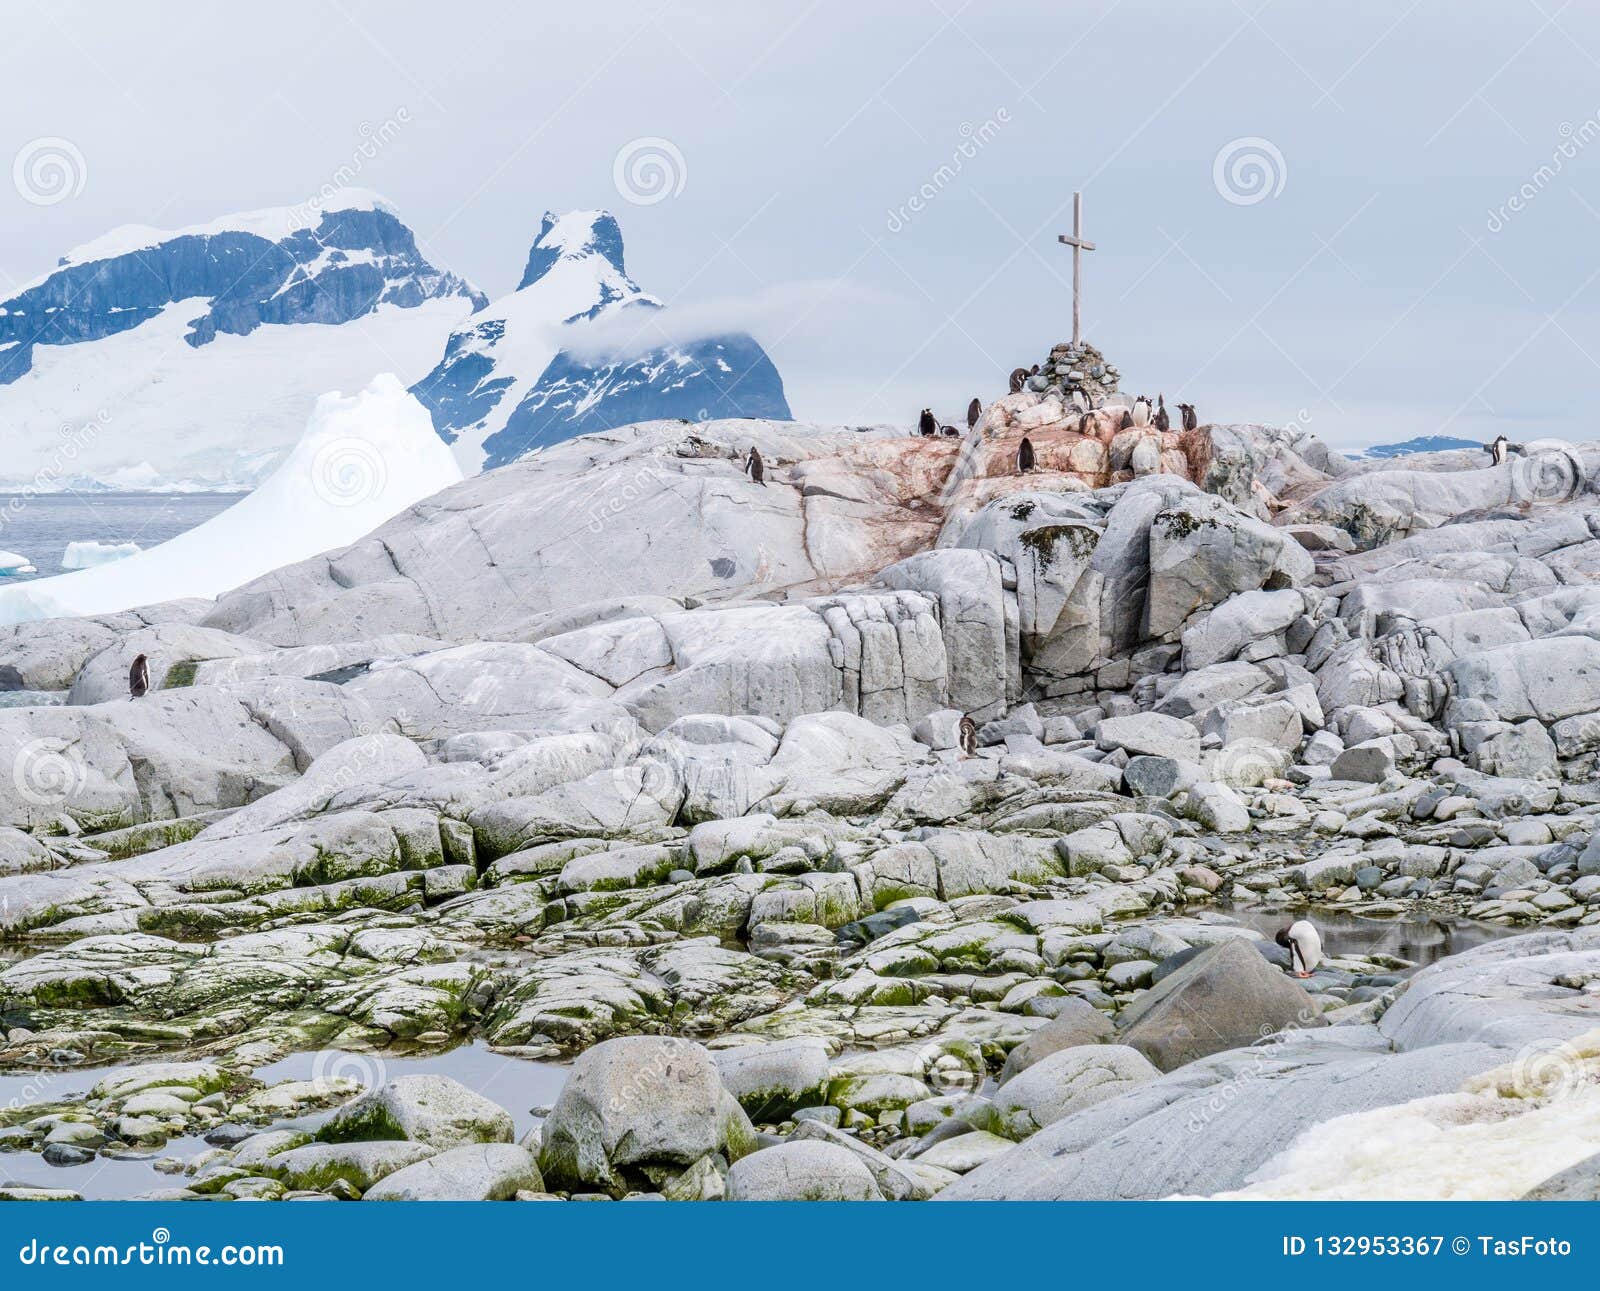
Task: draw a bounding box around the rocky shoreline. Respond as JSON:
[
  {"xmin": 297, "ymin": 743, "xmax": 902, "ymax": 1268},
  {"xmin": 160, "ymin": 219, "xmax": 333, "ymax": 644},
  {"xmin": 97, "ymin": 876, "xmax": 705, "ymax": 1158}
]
[{"xmin": 3, "ymin": 396, "xmax": 1600, "ymax": 1200}]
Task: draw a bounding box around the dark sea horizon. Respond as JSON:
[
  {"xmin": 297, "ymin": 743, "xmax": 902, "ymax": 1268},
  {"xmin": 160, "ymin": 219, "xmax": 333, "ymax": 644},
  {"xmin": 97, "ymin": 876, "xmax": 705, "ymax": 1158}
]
[{"xmin": 0, "ymin": 491, "xmax": 244, "ymax": 583}]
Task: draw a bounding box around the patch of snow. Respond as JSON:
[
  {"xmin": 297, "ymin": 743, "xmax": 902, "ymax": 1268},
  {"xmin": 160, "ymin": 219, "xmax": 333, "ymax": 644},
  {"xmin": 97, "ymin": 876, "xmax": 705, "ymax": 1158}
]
[
  {"xmin": 0, "ymin": 374, "xmax": 462, "ymax": 624},
  {"xmin": 61, "ymin": 539, "xmax": 142, "ymax": 570},
  {"xmin": 1208, "ymin": 1030, "xmax": 1600, "ymax": 1200}
]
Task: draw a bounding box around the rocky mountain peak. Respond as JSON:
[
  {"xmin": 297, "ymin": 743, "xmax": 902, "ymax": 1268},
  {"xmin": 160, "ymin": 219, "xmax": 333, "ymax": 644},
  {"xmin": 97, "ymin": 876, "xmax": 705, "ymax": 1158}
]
[{"xmin": 517, "ymin": 209, "xmax": 629, "ymax": 290}]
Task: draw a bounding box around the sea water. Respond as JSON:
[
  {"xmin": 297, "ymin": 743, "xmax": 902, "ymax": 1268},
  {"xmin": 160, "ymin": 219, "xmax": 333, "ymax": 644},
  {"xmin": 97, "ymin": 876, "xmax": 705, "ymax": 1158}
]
[{"xmin": 0, "ymin": 493, "xmax": 243, "ymax": 582}]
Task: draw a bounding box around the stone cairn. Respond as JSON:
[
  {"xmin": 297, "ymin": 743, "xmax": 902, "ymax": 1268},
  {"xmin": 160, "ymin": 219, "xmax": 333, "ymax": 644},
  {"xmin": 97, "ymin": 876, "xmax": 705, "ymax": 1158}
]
[{"xmin": 1027, "ymin": 340, "xmax": 1122, "ymax": 410}]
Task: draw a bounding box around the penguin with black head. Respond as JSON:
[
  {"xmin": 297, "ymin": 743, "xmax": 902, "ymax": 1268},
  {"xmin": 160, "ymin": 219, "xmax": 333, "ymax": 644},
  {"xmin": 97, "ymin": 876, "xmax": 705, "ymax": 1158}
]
[
  {"xmin": 1275, "ymin": 919, "xmax": 1322, "ymax": 979},
  {"xmin": 129, "ymin": 653, "xmax": 151, "ymax": 699}
]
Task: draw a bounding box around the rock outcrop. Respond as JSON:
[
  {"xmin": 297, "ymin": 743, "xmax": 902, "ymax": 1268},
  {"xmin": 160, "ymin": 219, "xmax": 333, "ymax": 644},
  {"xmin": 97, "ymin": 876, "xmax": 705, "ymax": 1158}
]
[{"xmin": 5, "ymin": 380, "xmax": 1600, "ymax": 1205}]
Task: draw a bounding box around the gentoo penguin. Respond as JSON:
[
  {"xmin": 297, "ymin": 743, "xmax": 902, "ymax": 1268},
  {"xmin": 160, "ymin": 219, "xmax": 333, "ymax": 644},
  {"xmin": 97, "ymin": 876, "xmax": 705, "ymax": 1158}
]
[
  {"xmin": 1131, "ymin": 396, "xmax": 1151, "ymax": 429},
  {"xmin": 1153, "ymin": 394, "xmax": 1170, "ymax": 433},
  {"xmin": 128, "ymin": 653, "xmax": 151, "ymax": 700},
  {"xmin": 1009, "ymin": 368, "xmax": 1029, "ymax": 394},
  {"xmin": 918, "ymin": 408, "xmax": 937, "ymax": 437},
  {"xmin": 1119, "ymin": 409, "xmax": 1134, "ymax": 431},
  {"xmin": 958, "ymin": 714, "xmax": 977, "ymax": 758},
  {"xmin": 1485, "ymin": 434, "xmax": 1509, "ymax": 466},
  {"xmin": 967, "ymin": 398, "xmax": 982, "ymax": 430},
  {"xmin": 940, "ymin": 424, "xmax": 961, "ymax": 437},
  {"xmin": 1017, "ymin": 436, "xmax": 1036, "ymax": 473},
  {"xmin": 1178, "ymin": 402, "xmax": 1198, "ymax": 432},
  {"xmin": 1275, "ymin": 919, "xmax": 1322, "ymax": 978},
  {"xmin": 745, "ymin": 447, "xmax": 765, "ymax": 486}
]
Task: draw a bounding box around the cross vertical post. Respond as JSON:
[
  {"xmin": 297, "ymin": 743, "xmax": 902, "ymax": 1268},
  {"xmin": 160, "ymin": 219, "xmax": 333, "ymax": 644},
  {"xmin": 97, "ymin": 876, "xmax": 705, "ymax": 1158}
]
[{"xmin": 1058, "ymin": 191, "xmax": 1096, "ymax": 345}]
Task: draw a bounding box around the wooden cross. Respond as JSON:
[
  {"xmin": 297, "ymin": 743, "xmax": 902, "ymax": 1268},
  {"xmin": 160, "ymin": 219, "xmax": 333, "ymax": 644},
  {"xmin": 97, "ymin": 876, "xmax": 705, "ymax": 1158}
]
[{"xmin": 1057, "ymin": 191, "xmax": 1095, "ymax": 345}]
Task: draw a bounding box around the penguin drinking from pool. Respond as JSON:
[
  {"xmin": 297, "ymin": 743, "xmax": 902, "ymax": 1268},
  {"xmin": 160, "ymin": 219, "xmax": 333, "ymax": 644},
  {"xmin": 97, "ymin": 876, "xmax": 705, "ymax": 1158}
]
[{"xmin": 1275, "ymin": 919, "xmax": 1322, "ymax": 978}]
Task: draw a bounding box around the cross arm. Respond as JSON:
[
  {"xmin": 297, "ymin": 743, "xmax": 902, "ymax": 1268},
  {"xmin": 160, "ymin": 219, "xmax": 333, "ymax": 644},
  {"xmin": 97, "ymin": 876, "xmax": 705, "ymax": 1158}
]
[{"xmin": 1058, "ymin": 234, "xmax": 1096, "ymax": 250}]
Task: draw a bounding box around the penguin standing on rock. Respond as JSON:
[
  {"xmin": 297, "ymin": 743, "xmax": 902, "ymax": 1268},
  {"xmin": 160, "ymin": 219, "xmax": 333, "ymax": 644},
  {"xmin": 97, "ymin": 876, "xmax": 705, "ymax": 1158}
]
[
  {"xmin": 1178, "ymin": 403, "xmax": 1198, "ymax": 432},
  {"xmin": 1275, "ymin": 919, "xmax": 1323, "ymax": 978},
  {"xmin": 1485, "ymin": 434, "xmax": 1510, "ymax": 466},
  {"xmin": 1153, "ymin": 395, "xmax": 1170, "ymax": 433},
  {"xmin": 1008, "ymin": 364, "xmax": 1040, "ymax": 394},
  {"xmin": 958, "ymin": 715, "xmax": 978, "ymax": 758},
  {"xmin": 745, "ymin": 447, "xmax": 765, "ymax": 486},
  {"xmin": 1132, "ymin": 396, "xmax": 1151, "ymax": 429},
  {"xmin": 1017, "ymin": 436, "xmax": 1036, "ymax": 474},
  {"xmin": 967, "ymin": 398, "xmax": 982, "ymax": 430},
  {"xmin": 129, "ymin": 653, "xmax": 151, "ymax": 700},
  {"xmin": 918, "ymin": 408, "xmax": 937, "ymax": 438}
]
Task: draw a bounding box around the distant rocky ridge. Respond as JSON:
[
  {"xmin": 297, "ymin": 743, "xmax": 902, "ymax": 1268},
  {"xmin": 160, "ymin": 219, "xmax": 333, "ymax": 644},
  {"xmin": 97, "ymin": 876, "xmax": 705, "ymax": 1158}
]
[
  {"xmin": 1351, "ymin": 434, "xmax": 1481, "ymax": 459},
  {"xmin": 2, "ymin": 351, "xmax": 1600, "ymax": 1202},
  {"xmin": 0, "ymin": 193, "xmax": 480, "ymax": 386}
]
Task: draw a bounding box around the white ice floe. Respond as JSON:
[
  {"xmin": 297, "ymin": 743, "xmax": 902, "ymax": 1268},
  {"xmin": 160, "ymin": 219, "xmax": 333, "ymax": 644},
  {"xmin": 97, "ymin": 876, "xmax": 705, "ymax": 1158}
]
[
  {"xmin": 0, "ymin": 374, "xmax": 461, "ymax": 624},
  {"xmin": 61, "ymin": 539, "xmax": 142, "ymax": 570},
  {"xmin": 0, "ymin": 550, "xmax": 36, "ymax": 575},
  {"xmin": 1208, "ymin": 1030, "xmax": 1600, "ymax": 1200}
]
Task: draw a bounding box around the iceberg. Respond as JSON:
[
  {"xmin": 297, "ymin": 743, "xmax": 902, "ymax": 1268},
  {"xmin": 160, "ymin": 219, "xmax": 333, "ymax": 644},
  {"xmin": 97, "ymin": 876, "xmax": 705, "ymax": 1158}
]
[
  {"xmin": 61, "ymin": 539, "xmax": 142, "ymax": 570},
  {"xmin": 0, "ymin": 374, "xmax": 461, "ymax": 624},
  {"xmin": 0, "ymin": 550, "xmax": 36, "ymax": 576}
]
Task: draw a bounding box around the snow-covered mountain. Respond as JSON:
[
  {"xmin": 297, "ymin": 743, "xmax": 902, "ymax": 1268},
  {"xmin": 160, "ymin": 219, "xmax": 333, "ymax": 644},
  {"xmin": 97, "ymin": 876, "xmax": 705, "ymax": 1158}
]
[
  {"xmin": 0, "ymin": 190, "xmax": 482, "ymax": 490},
  {"xmin": 409, "ymin": 210, "xmax": 791, "ymax": 471}
]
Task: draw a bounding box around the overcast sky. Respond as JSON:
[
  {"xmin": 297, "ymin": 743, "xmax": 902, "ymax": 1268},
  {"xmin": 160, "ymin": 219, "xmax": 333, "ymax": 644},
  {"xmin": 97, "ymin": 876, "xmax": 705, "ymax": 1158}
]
[{"xmin": 7, "ymin": 0, "xmax": 1600, "ymax": 450}]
